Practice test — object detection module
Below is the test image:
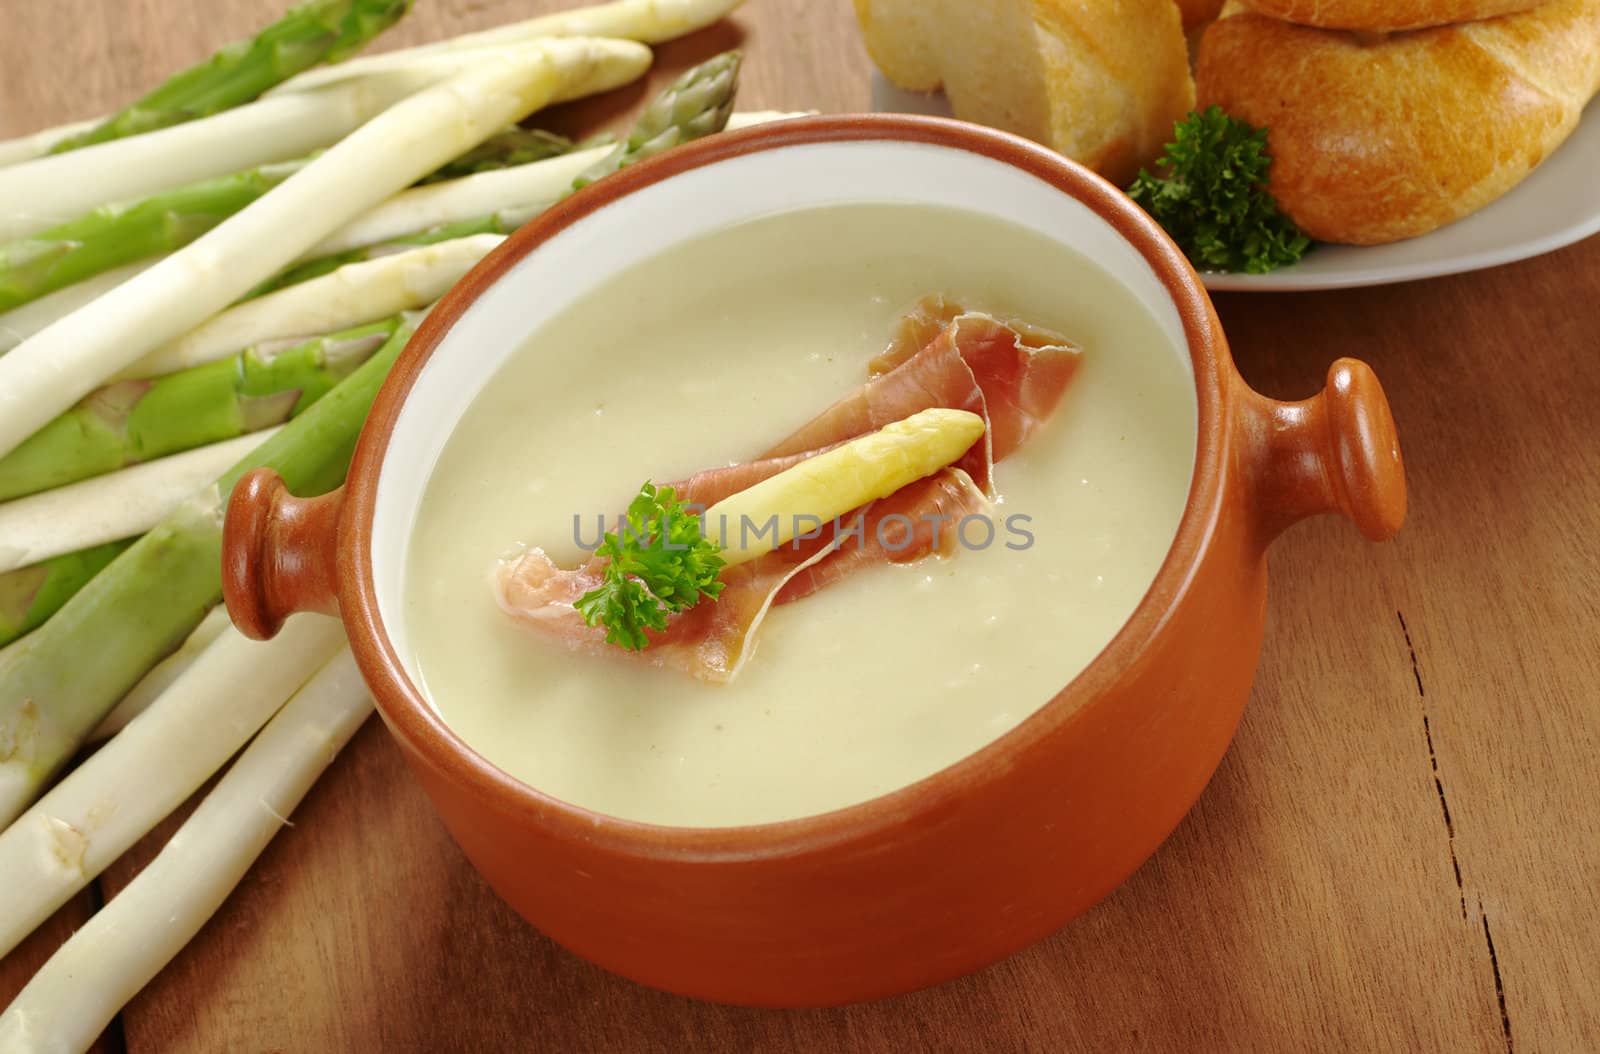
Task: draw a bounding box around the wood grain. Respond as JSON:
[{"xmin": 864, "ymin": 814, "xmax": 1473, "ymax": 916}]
[{"xmin": 3, "ymin": 1, "xmax": 1598, "ymax": 1050}]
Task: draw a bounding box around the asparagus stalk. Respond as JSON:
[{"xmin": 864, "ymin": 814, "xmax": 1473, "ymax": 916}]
[
  {"xmin": 0, "ymin": 616, "xmax": 345, "ymax": 964},
  {"xmin": 303, "ymin": 147, "xmax": 608, "ymax": 260},
  {"xmin": 0, "ymin": 43, "xmax": 617, "ymax": 244},
  {"xmin": 0, "ymin": 262, "xmax": 151, "ymax": 355},
  {"xmin": 0, "ymin": 315, "xmax": 417, "ymax": 826},
  {"xmin": 0, "ymin": 321, "xmax": 393, "ymax": 500},
  {"xmin": 0, "ymin": 38, "xmax": 652, "ymax": 460},
  {"xmin": 257, "ymin": 213, "xmax": 533, "ymax": 296},
  {"xmin": 420, "ymin": 125, "xmax": 584, "ymax": 184},
  {"xmin": 0, "ymin": 431, "xmax": 276, "ymax": 575},
  {"xmin": 263, "ymin": 51, "xmax": 743, "ymax": 293},
  {"xmin": 0, "ymin": 158, "xmax": 306, "ymax": 314},
  {"xmin": 0, "ymin": 119, "xmax": 96, "ymax": 169},
  {"xmin": 260, "ymin": 52, "xmax": 747, "ymax": 293},
  {"xmin": 51, "ymin": 0, "xmax": 416, "ymax": 154},
  {"xmin": 576, "ymin": 49, "xmax": 741, "ymax": 189},
  {"xmin": 89, "ymin": 607, "xmax": 232, "ymax": 743},
  {"xmin": 0, "ymin": 632, "xmax": 27, "ymax": 664},
  {"xmin": 295, "ymin": 109, "xmax": 798, "ymax": 266},
  {"xmin": 124, "ymin": 236, "xmax": 499, "ymax": 380},
  {"xmin": 0, "ymin": 647, "xmax": 369, "ymax": 1054},
  {"xmin": 0, "ymin": 541, "xmax": 130, "ymax": 649},
  {"xmin": 278, "ymin": 0, "xmax": 743, "ymax": 93},
  {"xmin": 274, "ymin": 64, "xmax": 752, "ymax": 295}
]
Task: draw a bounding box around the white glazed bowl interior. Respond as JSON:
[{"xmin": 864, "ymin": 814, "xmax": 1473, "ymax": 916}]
[{"xmin": 372, "ymin": 135, "xmax": 1195, "ymax": 694}]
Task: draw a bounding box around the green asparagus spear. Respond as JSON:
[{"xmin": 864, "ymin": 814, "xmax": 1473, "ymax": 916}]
[
  {"xmin": 573, "ymin": 50, "xmax": 741, "ymax": 190},
  {"xmin": 420, "ymin": 127, "xmax": 580, "ymax": 185},
  {"xmin": 0, "ymin": 319, "xmax": 397, "ymax": 501},
  {"xmin": 51, "ymin": 0, "xmax": 415, "ymax": 154},
  {"xmin": 0, "ymin": 540, "xmax": 132, "ymax": 648},
  {"xmin": 0, "ymin": 159, "xmax": 306, "ymax": 313},
  {"xmin": 257, "ymin": 53, "xmax": 743, "ymax": 296},
  {"xmin": 0, "ymin": 315, "xmax": 419, "ymax": 824}
]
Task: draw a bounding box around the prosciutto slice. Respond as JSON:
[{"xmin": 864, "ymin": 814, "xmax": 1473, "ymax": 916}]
[
  {"xmin": 494, "ymin": 299, "xmax": 1081, "ymax": 682},
  {"xmin": 495, "ymin": 467, "xmax": 990, "ymax": 681}
]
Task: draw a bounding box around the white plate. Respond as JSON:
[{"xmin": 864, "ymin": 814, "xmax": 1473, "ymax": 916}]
[{"xmin": 871, "ymin": 74, "xmax": 1600, "ymax": 292}]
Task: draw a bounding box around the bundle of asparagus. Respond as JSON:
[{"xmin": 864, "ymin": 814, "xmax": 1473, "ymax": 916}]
[{"xmin": 0, "ymin": 1, "xmax": 770, "ymax": 1041}]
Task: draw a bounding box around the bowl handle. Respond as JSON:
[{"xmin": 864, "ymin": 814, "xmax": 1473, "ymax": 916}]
[
  {"xmin": 1237, "ymin": 358, "xmax": 1406, "ymax": 548},
  {"xmin": 222, "ymin": 468, "xmax": 345, "ymax": 640}
]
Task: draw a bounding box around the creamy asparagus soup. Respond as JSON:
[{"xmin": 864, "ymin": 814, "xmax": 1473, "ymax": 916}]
[{"xmin": 404, "ymin": 203, "xmax": 1195, "ymax": 827}]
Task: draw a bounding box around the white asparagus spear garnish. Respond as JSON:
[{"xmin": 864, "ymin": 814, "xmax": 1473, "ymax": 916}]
[
  {"xmin": 0, "ymin": 431, "xmax": 277, "ymax": 574},
  {"xmin": 0, "ymin": 38, "xmax": 651, "ymax": 461},
  {"xmin": 87, "ymin": 607, "xmax": 233, "ymax": 744},
  {"xmin": 0, "ymin": 615, "xmax": 345, "ymax": 963},
  {"xmin": 0, "ymin": 648, "xmax": 370, "ymax": 1054}
]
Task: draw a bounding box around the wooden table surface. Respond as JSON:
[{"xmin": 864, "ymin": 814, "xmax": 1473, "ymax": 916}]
[{"xmin": 3, "ymin": 2, "xmax": 1597, "ymax": 1051}]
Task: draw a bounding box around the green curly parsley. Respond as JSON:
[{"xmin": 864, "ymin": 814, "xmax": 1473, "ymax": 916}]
[
  {"xmin": 1128, "ymin": 106, "xmax": 1312, "ymax": 275},
  {"xmin": 574, "ymin": 482, "xmax": 726, "ymax": 651}
]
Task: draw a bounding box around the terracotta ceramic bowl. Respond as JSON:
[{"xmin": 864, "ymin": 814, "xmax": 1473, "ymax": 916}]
[{"xmin": 221, "ymin": 115, "xmax": 1405, "ymax": 1007}]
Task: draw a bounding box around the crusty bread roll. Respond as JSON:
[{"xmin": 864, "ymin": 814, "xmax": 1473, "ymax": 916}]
[
  {"xmin": 1196, "ymin": 1, "xmax": 1600, "ymax": 244},
  {"xmin": 1234, "ymin": 0, "xmax": 1548, "ymax": 31},
  {"xmin": 854, "ymin": 0, "xmax": 1194, "ymax": 185}
]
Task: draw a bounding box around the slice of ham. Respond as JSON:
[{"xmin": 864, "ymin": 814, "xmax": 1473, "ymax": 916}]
[
  {"xmin": 494, "ymin": 299, "xmax": 1080, "ymax": 682},
  {"xmin": 766, "ymin": 298, "xmax": 1081, "ymax": 489}
]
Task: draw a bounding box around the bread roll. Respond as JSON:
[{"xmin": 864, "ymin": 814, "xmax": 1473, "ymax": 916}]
[
  {"xmin": 1196, "ymin": 1, "xmax": 1600, "ymax": 244},
  {"xmin": 1234, "ymin": 0, "xmax": 1548, "ymax": 31},
  {"xmin": 854, "ymin": 0, "xmax": 1194, "ymax": 185}
]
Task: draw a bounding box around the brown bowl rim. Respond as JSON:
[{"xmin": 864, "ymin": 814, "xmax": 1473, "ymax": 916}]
[{"xmin": 340, "ymin": 113, "xmax": 1228, "ymax": 859}]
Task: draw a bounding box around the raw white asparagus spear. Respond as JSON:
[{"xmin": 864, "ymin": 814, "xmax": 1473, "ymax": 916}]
[
  {"xmin": 0, "ymin": 648, "xmax": 369, "ymax": 1054},
  {"xmin": 0, "ymin": 38, "xmax": 650, "ymax": 461},
  {"xmin": 0, "ymin": 55, "xmax": 472, "ymax": 243},
  {"xmin": 0, "ymin": 263, "xmax": 151, "ymax": 354},
  {"xmin": 0, "ymin": 119, "xmax": 96, "ymax": 169},
  {"xmin": 119, "ymin": 235, "xmax": 500, "ymax": 380},
  {"xmin": 88, "ymin": 607, "xmax": 232, "ymax": 743},
  {"xmin": 303, "ymin": 109, "xmax": 806, "ymax": 258},
  {"xmin": 307, "ymin": 148, "xmax": 607, "ymax": 257},
  {"xmin": 0, "ymin": 431, "xmax": 276, "ymax": 574},
  {"xmin": 279, "ymin": 0, "xmax": 741, "ymax": 95},
  {"xmin": 0, "ymin": 615, "xmax": 344, "ymax": 964}
]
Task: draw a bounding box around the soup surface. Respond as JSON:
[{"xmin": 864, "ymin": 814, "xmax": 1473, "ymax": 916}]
[{"xmin": 405, "ymin": 203, "xmax": 1195, "ymax": 827}]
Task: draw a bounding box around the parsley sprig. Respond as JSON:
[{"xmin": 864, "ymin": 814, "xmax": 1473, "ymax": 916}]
[
  {"xmin": 1128, "ymin": 106, "xmax": 1311, "ymax": 275},
  {"xmin": 574, "ymin": 482, "xmax": 726, "ymax": 651}
]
